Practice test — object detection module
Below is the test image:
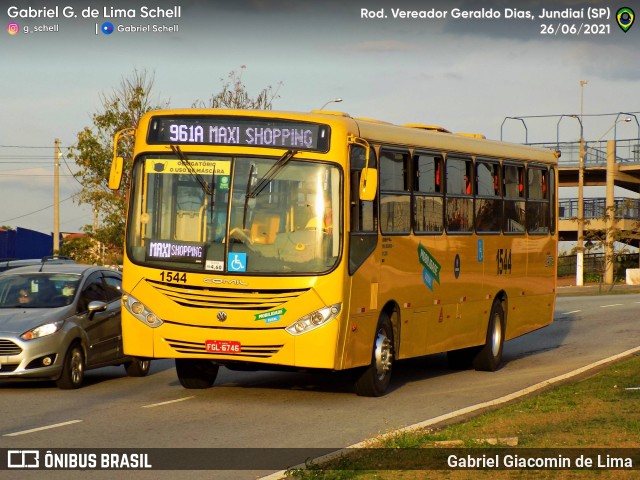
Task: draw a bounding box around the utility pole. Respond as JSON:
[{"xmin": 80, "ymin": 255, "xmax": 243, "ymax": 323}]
[
  {"xmin": 605, "ymin": 140, "xmax": 615, "ymax": 285},
  {"xmin": 53, "ymin": 138, "xmax": 60, "ymax": 254},
  {"xmin": 576, "ymin": 80, "xmax": 588, "ymax": 287}
]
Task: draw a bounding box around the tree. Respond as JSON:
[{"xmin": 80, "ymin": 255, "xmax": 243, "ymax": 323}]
[
  {"xmin": 59, "ymin": 235, "xmax": 101, "ymax": 265},
  {"xmin": 194, "ymin": 65, "xmax": 283, "ymax": 109},
  {"xmin": 67, "ymin": 70, "xmax": 168, "ymax": 260}
]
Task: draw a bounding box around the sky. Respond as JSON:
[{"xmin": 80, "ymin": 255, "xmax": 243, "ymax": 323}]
[{"xmin": 1, "ymin": 0, "xmax": 639, "ymax": 235}]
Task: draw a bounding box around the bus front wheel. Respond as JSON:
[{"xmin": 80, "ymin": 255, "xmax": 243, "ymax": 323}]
[
  {"xmin": 354, "ymin": 314, "xmax": 394, "ymax": 397},
  {"xmin": 473, "ymin": 302, "xmax": 505, "ymax": 372},
  {"xmin": 175, "ymin": 359, "xmax": 219, "ymax": 389}
]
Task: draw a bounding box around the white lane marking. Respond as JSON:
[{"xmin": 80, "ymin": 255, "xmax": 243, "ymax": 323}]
[
  {"xmin": 600, "ymin": 304, "xmax": 624, "ymax": 308},
  {"xmin": 142, "ymin": 396, "xmax": 195, "ymax": 408},
  {"xmin": 564, "ymin": 310, "xmax": 582, "ymax": 314},
  {"xmin": 4, "ymin": 420, "xmax": 83, "ymax": 437}
]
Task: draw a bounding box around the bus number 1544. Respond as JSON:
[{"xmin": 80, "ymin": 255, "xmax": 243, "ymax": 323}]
[{"xmin": 496, "ymin": 248, "xmax": 512, "ymax": 275}]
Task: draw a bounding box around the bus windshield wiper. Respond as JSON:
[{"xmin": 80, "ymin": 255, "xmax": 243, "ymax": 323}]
[
  {"xmin": 242, "ymin": 163, "xmax": 256, "ymax": 229},
  {"xmin": 246, "ymin": 149, "xmax": 297, "ymax": 199},
  {"xmin": 171, "ymin": 145, "xmax": 213, "ymax": 196}
]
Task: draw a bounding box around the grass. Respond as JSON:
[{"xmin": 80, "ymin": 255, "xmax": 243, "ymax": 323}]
[{"xmin": 285, "ymin": 355, "xmax": 640, "ymax": 480}]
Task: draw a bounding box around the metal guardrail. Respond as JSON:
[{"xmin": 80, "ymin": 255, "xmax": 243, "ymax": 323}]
[
  {"xmin": 530, "ymin": 139, "xmax": 640, "ymax": 167},
  {"xmin": 559, "ymin": 198, "xmax": 640, "ymax": 220}
]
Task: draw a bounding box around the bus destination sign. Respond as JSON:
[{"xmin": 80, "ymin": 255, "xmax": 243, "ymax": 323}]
[{"xmin": 148, "ymin": 116, "xmax": 331, "ymax": 151}]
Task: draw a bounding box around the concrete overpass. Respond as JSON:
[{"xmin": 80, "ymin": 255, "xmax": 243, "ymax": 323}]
[{"xmin": 532, "ymin": 138, "xmax": 640, "ymax": 246}]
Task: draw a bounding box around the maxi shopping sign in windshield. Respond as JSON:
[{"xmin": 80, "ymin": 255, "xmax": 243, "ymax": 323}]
[{"xmin": 148, "ymin": 116, "xmax": 331, "ymax": 152}]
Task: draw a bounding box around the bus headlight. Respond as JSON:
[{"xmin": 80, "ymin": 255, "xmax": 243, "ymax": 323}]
[
  {"xmin": 123, "ymin": 293, "xmax": 163, "ymax": 328},
  {"xmin": 286, "ymin": 304, "xmax": 341, "ymax": 336}
]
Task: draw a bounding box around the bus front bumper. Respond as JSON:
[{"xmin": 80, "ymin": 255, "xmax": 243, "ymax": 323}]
[{"xmin": 122, "ymin": 311, "xmax": 340, "ymax": 370}]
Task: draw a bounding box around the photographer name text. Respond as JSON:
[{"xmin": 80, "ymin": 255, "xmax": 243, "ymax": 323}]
[{"xmin": 7, "ymin": 5, "xmax": 182, "ymax": 19}]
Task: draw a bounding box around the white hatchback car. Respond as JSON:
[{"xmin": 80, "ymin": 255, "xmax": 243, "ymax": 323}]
[{"xmin": 0, "ymin": 263, "xmax": 150, "ymax": 388}]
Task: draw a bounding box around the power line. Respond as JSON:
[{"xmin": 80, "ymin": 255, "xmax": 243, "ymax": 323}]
[
  {"xmin": 0, "ymin": 195, "xmax": 74, "ymax": 223},
  {"xmin": 0, "ymin": 144, "xmax": 72, "ymax": 149}
]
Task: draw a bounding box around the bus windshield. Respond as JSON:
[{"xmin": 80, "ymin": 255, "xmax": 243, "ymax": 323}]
[{"xmin": 127, "ymin": 154, "xmax": 342, "ymax": 275}]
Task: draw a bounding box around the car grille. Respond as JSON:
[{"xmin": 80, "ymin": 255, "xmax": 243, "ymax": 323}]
[
  {"xmin": 146, "ymin": 279, "xmax": 309, "ymax": 311},
  {"xmin": 0, "ymin": 339, "xmax": 22, "ymax": 356},
  {"xmin": 0, "ymin": 363, "xmax": 20, "ymax": 373},
  {"xmin": 164, "ymin": 338, "xmax": 283, "ymax": 359}
]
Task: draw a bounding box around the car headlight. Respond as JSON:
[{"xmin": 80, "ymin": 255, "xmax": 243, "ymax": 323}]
[
  {"xmin": 21, "ymin": 320, "xmax": 64, "ymax": 340},
  {"xmin": 123, "ymin": 293, "xmax": 163, "ymax": 328},
  {"xmin": 286, "ymin": 303, "xmax": 341, "ymax": 336}
]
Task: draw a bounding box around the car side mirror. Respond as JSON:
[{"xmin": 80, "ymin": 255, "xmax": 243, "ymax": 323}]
[{"xmin": 87, "ymin": 300, "xmax": 107, "ymax": 319}]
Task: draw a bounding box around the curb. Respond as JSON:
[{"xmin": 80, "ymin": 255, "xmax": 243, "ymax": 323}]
[
  {"xmin": 557, "ymin": 285, "xmax": 640, "ymax": 296},
  {"xmin": 258, "ymin": 345, "xmax": 640, "ymax": 480}
]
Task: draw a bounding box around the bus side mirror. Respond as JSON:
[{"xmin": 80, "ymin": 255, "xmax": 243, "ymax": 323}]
[
  {"xmin": 109, "ymin": 156, "xmax": 124, "ymax": 191},
  {"xmin": 348, "ymin": 135, "xmax": 377, "ymax": 201},
  {"xmin": 359, "ymin": 168, "xmax": 377, "ymax": 201},
  {"xmin": 109, "ymin": 127, "xmax": 136, "ymax": 191}
]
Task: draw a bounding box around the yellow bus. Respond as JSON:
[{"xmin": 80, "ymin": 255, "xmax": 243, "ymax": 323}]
[{"xmin": 109, "ymin": 109, "xmax": 559, "ymax": 396}]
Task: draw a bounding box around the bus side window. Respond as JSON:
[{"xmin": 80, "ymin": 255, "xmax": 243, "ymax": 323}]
[
  {"xmin": 413, "ymin": 152, "xmax": 444, "ymax": 234},
  {"xmin": 526, "ymin": 166, "xmax": 550, "ymax": 234},
  {"xmin": 445, "ymin": 157, "xmax": 473, "ymax": 233},
  {"xmin": 550, "ymin": 167, "xmax": 557, "ymax": 234},
  {"xmin": 379, "ymin": 149, "xmax": 411, "ymax": 234},
  {"xmin": 475, "ymin": 160, "xmax": 501, "ymax": 233},
  {"xmin": 503, "ymin": 164, "xmax": 526, "ymax": 233},
  {"xmin": 349, "ymin": 145, "xmax": 378, "ymax": 275}
]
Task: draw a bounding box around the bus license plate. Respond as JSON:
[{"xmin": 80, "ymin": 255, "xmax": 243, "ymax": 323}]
[{"xmin": 205, "ymin": 340, "xmax": 241, "ymax": 354}]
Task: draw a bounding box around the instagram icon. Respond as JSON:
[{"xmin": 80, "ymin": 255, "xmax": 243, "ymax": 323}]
[{"xmin": 7, "ymin": 22, "xmax": 20, "ymax": 35}]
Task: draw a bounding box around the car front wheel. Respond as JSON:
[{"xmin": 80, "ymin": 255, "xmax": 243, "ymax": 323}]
[{"xmin": 56, "ymin": 344, "xmax": 85, "ymax": 389}]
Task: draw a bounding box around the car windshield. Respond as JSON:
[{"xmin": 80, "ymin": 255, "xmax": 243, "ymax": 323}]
[{"xmin": 0, "ymin": 273, "xmax": 81, "ymax": 308}]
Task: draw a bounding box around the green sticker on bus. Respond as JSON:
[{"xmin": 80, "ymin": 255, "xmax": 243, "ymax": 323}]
[
  {"xmin": 255, "ymin": 308, "xmax": 287, "ymax": 324},
  {"xmin": 418, "ymin": 243, "xmax": 441, "ymax": 291}
]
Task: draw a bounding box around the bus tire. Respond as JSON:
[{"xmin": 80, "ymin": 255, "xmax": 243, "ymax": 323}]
[
  {"xmin": 125, "ymin": 358, "xmax": 151, "ymax": 377},
  {"xmin": 354, "ymin": 314, "xmax": 394, "ymax": 397},
  {"xmin": 473, "ymin": 302, "xmax": 505, "ymax": 372},
  {"xmin": 56, "ymin": 343, "xmax": 85, "ymax": 389},
  {"xmin": 175, "ymin": 359, "xmax": 219, "ymax": 389}
]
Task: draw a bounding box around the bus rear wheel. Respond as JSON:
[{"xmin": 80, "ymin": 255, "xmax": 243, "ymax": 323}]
[
  {"xmin": 473, "ymin": 302, "xmax": 505, "ymax": 372},
  {"xmin": 175, "ymin": 359, "xmax": 219, "ymax": 389},
  {"xmin": 354, "ymin": 314, "xmax": 394, "ymax": 397}
]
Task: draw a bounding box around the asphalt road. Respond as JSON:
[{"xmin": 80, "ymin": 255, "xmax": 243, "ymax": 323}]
[{"xmin": 1, "ymin": 293, "xmax": 639, "ymax": 480}]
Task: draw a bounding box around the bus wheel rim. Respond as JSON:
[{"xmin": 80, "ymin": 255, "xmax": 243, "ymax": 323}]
[
  {"xmin": 374, "ymin": 329, "xmax": 393, "ymax": 380},
  {"xmin": 491, "ymin": 314, "xmax": 502, "ymax": 357}
]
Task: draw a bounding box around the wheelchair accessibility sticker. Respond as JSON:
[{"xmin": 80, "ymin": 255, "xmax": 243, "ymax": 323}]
[{"xmin": 228, "ymin": 253, "xmax": 247, "ymax": 272}]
